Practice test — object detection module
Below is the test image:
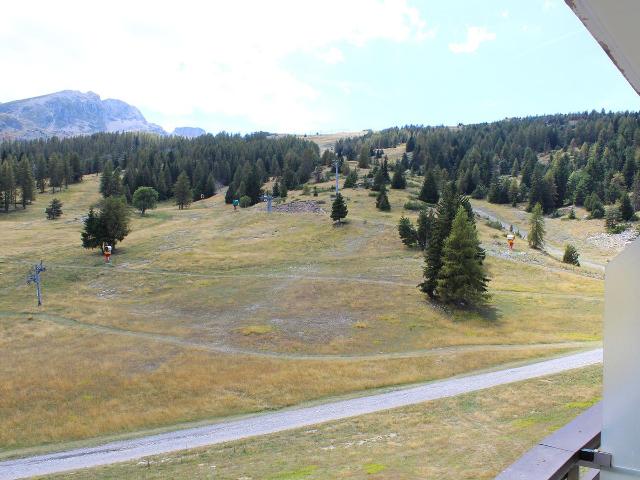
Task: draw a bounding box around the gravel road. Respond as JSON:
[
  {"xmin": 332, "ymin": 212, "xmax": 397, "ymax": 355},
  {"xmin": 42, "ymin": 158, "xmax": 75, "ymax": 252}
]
[{"xmin": 0, "ymin": 349, "xmax": 602, "ymax": 480}]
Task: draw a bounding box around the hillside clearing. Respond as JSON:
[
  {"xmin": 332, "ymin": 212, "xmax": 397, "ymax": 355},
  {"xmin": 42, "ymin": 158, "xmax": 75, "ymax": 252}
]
[{"xmin": 0, "ymin": 173, "xmax": 604, "ymax": 451}]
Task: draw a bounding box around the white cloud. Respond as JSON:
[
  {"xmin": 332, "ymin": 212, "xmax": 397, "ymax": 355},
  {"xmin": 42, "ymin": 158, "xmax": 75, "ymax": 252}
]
[
  {"xmin": 500, "ymin": 10, "xmax": 510, "ymax": 18},
  {"xmin": 449, "ymin": 26, "xmax": 497, "ymax": 54},
  {"xmin": 543, "ymin": 0, "xmax": 558, "ymax": 11},
  {"xmin": 0, "ymin": 0, "xmax": 434, "ymax": 133},
  {"xmin": 319, "ymin": 47, "xmax": 345, "ymax": 65}
]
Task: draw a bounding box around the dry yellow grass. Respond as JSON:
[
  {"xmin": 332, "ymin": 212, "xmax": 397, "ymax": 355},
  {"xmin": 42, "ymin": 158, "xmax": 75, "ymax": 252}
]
[
  {"xmin": 42, "ymin": 365, "xmax": 602, "ymax": 480},
  {"xmin": 471, "ymin": 198, "xmax": 631, "ymax": 266},
  {"xmin": 0, "ymin": 174, "xmax": 604, "ymax": 451},
  {"xmin": 0, "ymin": 312, "xmax": 575, "ymax": 452}
]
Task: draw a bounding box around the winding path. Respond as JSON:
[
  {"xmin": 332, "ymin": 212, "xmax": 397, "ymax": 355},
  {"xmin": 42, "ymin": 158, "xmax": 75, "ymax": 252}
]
[
  {"xmin": 0, "ymin": 311, "xmax": 598, "ymax": 361},
  {"xmin": 0, "ymin": 348, "xmax": 602, "ymax": 480}
]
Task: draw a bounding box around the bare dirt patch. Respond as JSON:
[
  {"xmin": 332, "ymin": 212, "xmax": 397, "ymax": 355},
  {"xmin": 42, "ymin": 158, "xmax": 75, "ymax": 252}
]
[{"xmin": 272, "ymin": 200, "xmax": 326, "ymax": 214}]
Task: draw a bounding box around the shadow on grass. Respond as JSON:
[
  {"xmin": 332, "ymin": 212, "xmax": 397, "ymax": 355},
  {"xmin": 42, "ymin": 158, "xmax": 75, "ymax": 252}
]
[{"xmin": 424, "ymin": 296, "xmax": 502, "ymax": 324}]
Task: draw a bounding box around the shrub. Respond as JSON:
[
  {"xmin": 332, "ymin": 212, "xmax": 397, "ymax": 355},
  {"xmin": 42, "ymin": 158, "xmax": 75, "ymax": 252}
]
[
  {"xmin": 485, "ymin": 219, "xmax": 503, "ymax": 230},
  {"xmin": 562, "ymin": 244, "xmax": 580, "ymax": 266},
  {"xmin": 403, "ymin": 199, "xmax": 427, "ymax": 211},
  {"xmin": 471, "ymin": 185, "xmax": 487, "ymax": 199},
  {"xmin": 132, "ymin": 186, "xmax": 159, "ymax": 215},
  {"xmin": 590, "ymin": 203, "xmax": 605, "ymax": 219},
  {"xmin": 568, "ymin": 208, "xmax": 576, "ymax": 219},
  {"xmin": 239, "ymin": 195, "xmax": 252, "ymax": 208},
  {"xmin": 376, "ymin": 186, "xmax": 391, "ymax": 211}
]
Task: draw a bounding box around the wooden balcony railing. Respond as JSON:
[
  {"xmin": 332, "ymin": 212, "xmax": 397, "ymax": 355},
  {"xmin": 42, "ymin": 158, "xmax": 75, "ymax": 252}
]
[{"xmin": 496, "ymin": 403, "xmax": 602, "ymax": 480}]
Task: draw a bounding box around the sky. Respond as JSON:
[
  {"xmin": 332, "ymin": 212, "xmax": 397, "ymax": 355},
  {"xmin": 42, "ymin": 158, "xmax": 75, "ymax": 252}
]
[{"xmin": 2, "ymin": 0, "xmax": 640, "ymax": 134}]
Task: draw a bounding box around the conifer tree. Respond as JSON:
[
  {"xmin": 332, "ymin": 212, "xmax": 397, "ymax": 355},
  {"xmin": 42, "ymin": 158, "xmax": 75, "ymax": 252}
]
[
  {"xmin": 0, "ymin": 160, "xmax": 16, "ymax": 212},
  {"xmin": 358, "ymin": 146, "xmax": 370, "ymax": 168},
  {"xmin": 81, "ymin": 207, "xmax": 102, "ymax": 249},
  {"xmin": 623, "ymin": 156, "xmax": 636, "ymax": 188},
  {"xmin": 552, "ymin": 153, "xmax": 571, "ymax": 206},
  {"xmin": 372, "ymin": 167, "xmax": 385, "ymax": 191},
  {"xmin": 562, "ymin": 244, "xmax": 580, "ymax": 266},
  {"xmin": 419, "ymin": 169, "xmax": 439, "ymax": 204},
  {"xmin": 398, "ymin": 216, "xmax": 417, "ymax": 247},
  {"xmin": 416, "ymin": 208, "xmax": 433, "ymax": 250},
  {"xmin": 343, "ymin": 170, "xmax": 358, "ymax": 188},
  {"xmin": 508, "ymin": 178, "xmax": 519, "ymax": 206},
  {"xmin": 81, "ymin": 197, "xmax": 130, "ymax": 251},
  {"xmin": 421, "ymin": 183, "xmax": 471, "ymax": 297},
  {"xmin": 225, "ymin": 185, "xmax": 235, "ymax": 204},
  {"xmin": 35, "ymin": 155, "xmax": 48, "ymax": 193},
  {"xmin": 330, "ymin": 192, "xmax": 348, "ymax": 224},
  {"xmin": 16, "ymin": 157, "xmax": 35, "ymax": 208},
  {"xmin": 435, "ymin": 206, "xmax": 488, "ymax": 306},
  {"xmin": 174, "ymin": 171, "xmax": 192, "ymax": 210},
  {"xmin": 605, "ymin": 206, "xmax": 621, "ymax": 233},
  {"xmin": 45, "ymin": 198, "xmax": 63, "ymax": 220},
  {"xmin": 391, "ymin": 162, "xmax": 406, "ymax": 189},
  {"xmin": 528, "ymin": 203, "xmax": 545, "ymax": 250},
  {"xmin": 99, "ymin": 160, "xmax": 114, "ymax": 197},
  {"xmin": 205, "ymin": 173, "xmax": 217, "ymax": 197},
  {"xmin": 632, "ymin": 172, "xmax": 640, "ymax": 211},
  {"xmin": 70, "ymin": 153, "xmax": 83, "ymax": 183},
  {"xmin": 381, "ymin": 158, "xmax": 390, "ymax": 183},
  {"xmin": 49, "ymin": 154, "xmax": 65, "ymax": 193},
  {"xmin": 376, "ymin": 184, "xmax": 391, "ymax": 211},
  {"xmin": 619, "ymin": 192, "xmax": 635, "ymax": 221}
]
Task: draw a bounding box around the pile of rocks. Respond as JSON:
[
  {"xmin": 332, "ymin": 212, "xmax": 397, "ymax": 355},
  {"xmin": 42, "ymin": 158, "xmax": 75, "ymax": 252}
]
[
  {"xmin": 272, "ymin": 200, "xmax": 326, "ymax": 214},
  {"xmin": 586, "ymin": 229, "xmax": 639, "ymax": 251}
]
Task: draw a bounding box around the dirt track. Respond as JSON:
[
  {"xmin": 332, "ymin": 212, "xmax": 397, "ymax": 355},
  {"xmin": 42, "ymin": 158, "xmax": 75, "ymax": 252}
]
[{"xmin": 0, "ymin": 349, "xmax": 602, "ymax": 480}]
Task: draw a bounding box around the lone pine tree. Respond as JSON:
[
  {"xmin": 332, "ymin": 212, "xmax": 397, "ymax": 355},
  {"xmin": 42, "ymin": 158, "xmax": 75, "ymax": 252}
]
[
  {"xmin": 331, "ymin": 192, "xmax": 348, "ymax": 224},
  {"xmin": 435, "ymin": 206, "xmax": 488, "ymax": 306},
  {"xmin": 562, "ymin": 244, "xmax": 580, "ymax": 266},
  {"xmin": 174, "ymin": 172, "xmax": 192, "ymax": 210},
  {"xmin": 81, "ymin": 197, "xmax": 131, "ymax": 251},
  {"xmin": 528, "ymin": 203, "xmax": 545, "ymax": 250},
  {"xmin": 421, "ymin": 182, "xmax": 474, "ymax": 297},
  {"xmin": 45, "ymin": 198, "xmax": 63, "ymax": 220},
  {"xmin": 376, "ymin": 184, "xmax": 391, "ymax": 211}
]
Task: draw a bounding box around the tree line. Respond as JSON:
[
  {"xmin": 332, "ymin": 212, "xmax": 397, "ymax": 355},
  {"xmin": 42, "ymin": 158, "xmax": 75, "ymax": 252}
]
[
  {"xmin": 0, "ymin": 131, "xmax": 321, "ymax": 213},
  {"xmin": 337, "ymin": 111, "xmax": 640, "ymax": 219}
]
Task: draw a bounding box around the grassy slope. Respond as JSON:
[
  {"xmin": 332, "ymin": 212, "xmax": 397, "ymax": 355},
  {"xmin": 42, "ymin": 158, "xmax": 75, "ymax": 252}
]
[
  {"xmin": 41, "ymin": 366, "xmax": 602, "ymax": 480},
  {"xmin": 0, "ymin": 170, "xmax": 603, "ymax": 451}
]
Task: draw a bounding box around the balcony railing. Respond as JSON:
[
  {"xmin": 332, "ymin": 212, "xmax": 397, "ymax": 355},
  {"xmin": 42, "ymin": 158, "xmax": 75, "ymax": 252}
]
[{"xmin": 496, "ymin": 402, "xmax": 602, "ymax": 480}]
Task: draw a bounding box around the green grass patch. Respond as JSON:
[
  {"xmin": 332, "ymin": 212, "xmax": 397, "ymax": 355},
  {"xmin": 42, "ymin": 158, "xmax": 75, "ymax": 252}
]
[
  {"xmin": 364, "ymin": 463, "xmax": 386, "ymax": 474},
  {"xmin": 269, "ymin": 465, "xmax": 318, "ymax": 479}
]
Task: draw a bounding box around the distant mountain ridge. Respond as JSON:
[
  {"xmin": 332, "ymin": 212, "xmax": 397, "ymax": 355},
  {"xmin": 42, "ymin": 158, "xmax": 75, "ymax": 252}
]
[
  {"xmin": 0, "ymin": 90, "xmax": 167, "ymax": 140},
  {"xmin": 172, "ymin": 126, "xmax": 207, "ymax": 138}
]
